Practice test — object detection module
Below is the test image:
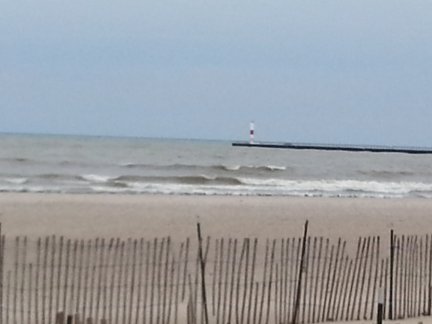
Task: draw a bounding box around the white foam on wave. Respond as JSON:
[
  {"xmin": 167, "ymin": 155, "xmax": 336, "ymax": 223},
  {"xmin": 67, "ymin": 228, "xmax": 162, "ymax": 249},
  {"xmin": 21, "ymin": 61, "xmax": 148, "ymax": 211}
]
[
  {"xmin": 3, "ymin": 173, "xmax": 432, "ymax": 198},
  {"xmin": 84, "ymin": 178, "xmax": 432, "ymax": 198},
  {"xmin": 265, "ymin": 165, "xmax": 286, "ymax": 171},
  {"xmin": 81, "ymin": 174, "xmax": 116, "ymax": 183},
  {"xmin": 223, "ymin": 165, "xmax": 241, "ymax": 171},
  {"xmin": 89, "ymin": 186, "xmax": 131, "ymax": 194},
  {"xmin": 0, "ymin": 185, "xmax": 63, "ymax": 193},
  {"xmin": 4, "ymin": 177, "xmax": 28, "ymax": 185},
  {"xmin": 222, "ymin": 164, "xmax": 287, "ymax": 171},
  {"xmin": 239, "ymin": 178, "xmax": 432, "ymax": 197}
]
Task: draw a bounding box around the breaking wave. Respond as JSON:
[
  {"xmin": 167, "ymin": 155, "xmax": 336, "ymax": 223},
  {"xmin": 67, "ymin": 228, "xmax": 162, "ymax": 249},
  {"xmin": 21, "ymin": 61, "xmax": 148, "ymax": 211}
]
[
  {"xmin": 357, "ymin": 170, "xmax": 417, "ymax": 179},
  {"xmin": 119, "ymin": 163, "xmax": 287, "ymax": 173},
  {"xmin": 110, "ymin": 175, "xmax": 242, "ymax": 186},
  {"xmin": 214, "ymin": 164, "xmax": 287, "ymax": 172},
  {"xmin": 3, "ymin": 177, "xmax": 28, "ymax": 185},
  {"xmin": 2, "ymin": 172, "xmax": 432, "ymax": 198},
  {"xmin": 3, "ymin": 134, "xmax": 432, "ymax": 198}
]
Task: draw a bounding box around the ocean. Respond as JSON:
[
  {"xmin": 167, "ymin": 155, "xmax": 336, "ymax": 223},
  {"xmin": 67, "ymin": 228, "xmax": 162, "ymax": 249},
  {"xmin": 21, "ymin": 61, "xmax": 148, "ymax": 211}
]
[{"xmin": 1, "ymin": 133, "xmax": 432, "ymax": 198}]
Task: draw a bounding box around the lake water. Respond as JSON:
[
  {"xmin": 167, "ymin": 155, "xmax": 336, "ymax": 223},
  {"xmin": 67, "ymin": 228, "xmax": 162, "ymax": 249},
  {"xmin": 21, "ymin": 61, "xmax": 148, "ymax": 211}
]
[{"xmin": 1, "ymin": 133, "xmax": 432, "ymax": 198}]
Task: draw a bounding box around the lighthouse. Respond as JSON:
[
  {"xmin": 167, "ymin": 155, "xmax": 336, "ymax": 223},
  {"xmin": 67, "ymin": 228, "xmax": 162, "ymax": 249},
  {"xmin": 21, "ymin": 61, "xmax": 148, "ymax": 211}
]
[{"xmin": 249, "ymin": 121, "xmax": 255, "ymax": 144}]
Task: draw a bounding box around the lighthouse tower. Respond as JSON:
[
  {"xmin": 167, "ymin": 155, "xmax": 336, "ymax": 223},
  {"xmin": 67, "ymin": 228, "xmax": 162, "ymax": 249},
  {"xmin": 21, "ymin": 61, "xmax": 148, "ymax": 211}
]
[{"xmin": 249, "ymin": 121, "xmax": 255, "ymax": 144}]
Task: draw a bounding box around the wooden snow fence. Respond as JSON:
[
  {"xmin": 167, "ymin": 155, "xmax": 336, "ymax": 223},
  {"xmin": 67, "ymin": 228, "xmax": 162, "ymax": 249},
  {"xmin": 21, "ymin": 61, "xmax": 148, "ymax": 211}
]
[{"xmin": 0, "ymin": 222, "xmax": 431, "ymax": 324}]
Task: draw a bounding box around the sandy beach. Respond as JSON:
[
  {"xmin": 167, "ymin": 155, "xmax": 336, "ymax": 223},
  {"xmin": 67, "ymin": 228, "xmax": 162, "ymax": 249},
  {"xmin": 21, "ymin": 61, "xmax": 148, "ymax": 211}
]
[
  {"xmin": 1, "ymin": 193, "xmax": 432, "ymax": 240},
  {"xmin": 1, "ymin": 193, "xmax": 432, "ymax": 324}
]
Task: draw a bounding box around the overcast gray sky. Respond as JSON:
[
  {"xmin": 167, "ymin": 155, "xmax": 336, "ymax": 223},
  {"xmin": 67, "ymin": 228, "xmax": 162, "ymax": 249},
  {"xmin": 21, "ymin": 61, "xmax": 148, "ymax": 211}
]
[{"xmin": 1, "ymin": 0, "xmax": 431, "ymax": 145}]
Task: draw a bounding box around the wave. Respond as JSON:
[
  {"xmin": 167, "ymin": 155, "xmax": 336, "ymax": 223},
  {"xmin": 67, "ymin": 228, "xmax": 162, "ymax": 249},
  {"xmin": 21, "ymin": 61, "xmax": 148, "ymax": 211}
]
[
  {"xmin": 46, "ymin": 174, "xmax": 245, "ymax": 187},
  {"xmin": 32, "ymin": 174, "xmax": 87, "ymax": 183},
  {"xmin": 80, "ymin": 174, "xmax": 117, "ymax": 183},
  {"xmin": 58, "ymin": 160, "xmax": 95, "ymax": 167},
  {"xmin": 0, "ymin": 157, "xmax": 32, "ymax": 164},
  {"xmin": 236, "ymin": 179, "xmax": 432, "ymax": 198},
  {"xmin": 2, "ymin": 177, "xmax": 28, "ymax": 185},
  {"xmin": 37, "ymin": 173, "xmax": 71, "ymax": 180},
  {"xmin": 120, "ymin": 163, "xmax": 287, "ymax": 173},
  {"xmin": 214, "ymin": 164, "xmax": 287, "ymax": 172},
  {"xmin": 84, "ymin": 179, "xmax": 432, "ymax": 198},
  {"xmin": 3, "ymin": 171, "xmax": 432, "ymax": 198},
  {"xmin": 114, "ymin": 175, "xmax": 243, "ymax": 186},
  {"xmin": 358, "ymin": 170, "xmax": 416, "ymax": 179}
]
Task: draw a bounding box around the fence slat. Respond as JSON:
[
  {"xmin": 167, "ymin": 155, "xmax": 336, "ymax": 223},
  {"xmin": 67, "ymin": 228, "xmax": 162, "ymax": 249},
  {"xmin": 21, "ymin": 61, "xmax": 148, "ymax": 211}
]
[
  {"xmin": 322, "ymin": 243, "xmax": 334, "ymax": 322},
  {"xmin": 135, "ymin": 238, "xmax": 144, "ymax": 324},
  {"xmin": 357, "ymin": 236, "xmax": 371, "ymax": 320},
  {"xmin": 312, "ymin": 237, "xmax": 323, "ymax": 323},
  {"xmin": 331, "ymin": 240, "xmax": 346, "ymax": 321},
  {"xmin": 301, "ymin": 236, "xmax": 310, "ymax": 324},
  {"xmin": 174, "ymin": 241, "xmax": 183, "ymax": 324},
  {"xmin": 13, "ymin": 237, "xmax": 20, "ymax": 324},
  {"xmin": 351, "ymin": 237, "xmax": 366, "ymax": 321},
  {"xmin": 364, "ymin": 237, "xmax": 375, "ymax": 320},
  {"xmin": 3, "ymin": 225, "xmax": 432, "ymax": 324},
  {"xmin": 109, "ymin": 239, "xmax": 119, "ymax": 324},
  {"xmin": 258, "ymin": 239, "xmax": 269, "ymax": 324},
  {"xmin": 247, "ymin": 238, "xmax": 258, "ymax": 324},
  {"xmin": 48, "ymin": 236, "xmax": 55, "ymax": 324},
  {"xmin": 81, "ymin": 240, "xmax": 91, "ymax": 322},
  {"xmin": 20, "ymin": 237, "xmax": 27, "ymax": 324},
  {"xmin": 265, "ymin": 239, "xmax": 275, "ymax": 324},
  {"xmin": 128, "ymin": 240, "xmax": 137, "ymax": 324}
]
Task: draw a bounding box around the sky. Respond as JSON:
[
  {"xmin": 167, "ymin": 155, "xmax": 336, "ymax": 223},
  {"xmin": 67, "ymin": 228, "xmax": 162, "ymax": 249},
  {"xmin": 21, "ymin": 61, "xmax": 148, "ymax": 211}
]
[{"xmin": 1, "ymin": 0, "xmax": 431, "ymax": 146}]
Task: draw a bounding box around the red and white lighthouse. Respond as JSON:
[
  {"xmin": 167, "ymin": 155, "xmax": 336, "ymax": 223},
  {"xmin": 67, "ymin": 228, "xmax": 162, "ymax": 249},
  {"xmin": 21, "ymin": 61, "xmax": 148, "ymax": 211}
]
[{"xmin": 249, "ymin": 121, "xmax": 255, "ymax": 144}]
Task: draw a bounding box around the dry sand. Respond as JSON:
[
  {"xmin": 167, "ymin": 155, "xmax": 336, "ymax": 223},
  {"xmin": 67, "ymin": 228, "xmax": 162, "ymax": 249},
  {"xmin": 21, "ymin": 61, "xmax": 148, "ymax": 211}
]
[{"xmin": 0, "ymin": 193, "xmax": 431, "ymax": 240}]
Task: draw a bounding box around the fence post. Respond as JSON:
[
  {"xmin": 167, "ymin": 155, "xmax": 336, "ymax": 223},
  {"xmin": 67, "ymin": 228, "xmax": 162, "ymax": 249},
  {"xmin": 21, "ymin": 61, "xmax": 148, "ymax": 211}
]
[
  {"xmin": 197, "ymin": 221, "xmax": 209, "ymax": 324},
  {"xmin": 55, "ymin": 312, "xmax": 65, "ymax": 324},
  {"xmin": 377, "ymin": 287, "xmax": 384, "ymax": 324},
  {"xmin": 429, "ymin": 234, "xmax": 432, "ymax": 315},
  {"xmin": 292, "ymin": 220, "xmax": 309, "ymax": 324},
  {"xmin": 0, "ymin": 223, "xmax": 2, "ymax": 324},
  {"xmin": 389, "ymin": 229, "xmax": 394, "ymax": 320}
]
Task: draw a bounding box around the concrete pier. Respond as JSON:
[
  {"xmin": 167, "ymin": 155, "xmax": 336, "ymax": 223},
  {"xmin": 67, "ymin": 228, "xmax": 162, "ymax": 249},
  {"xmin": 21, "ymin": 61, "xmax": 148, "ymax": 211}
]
[{"xmin": 232, "ymin": 141, "xmax": 432, "ymax": 154}]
